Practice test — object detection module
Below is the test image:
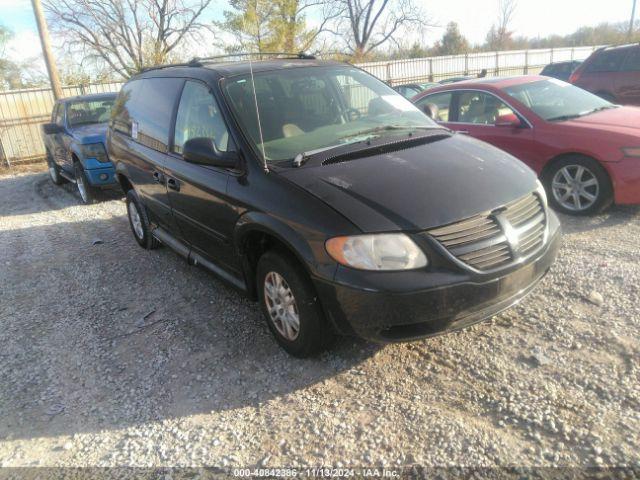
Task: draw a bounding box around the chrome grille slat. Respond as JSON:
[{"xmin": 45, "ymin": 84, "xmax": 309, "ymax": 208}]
[{"xmin": 427, "ymin": 193, "xmax": 547, "ymax": 272}]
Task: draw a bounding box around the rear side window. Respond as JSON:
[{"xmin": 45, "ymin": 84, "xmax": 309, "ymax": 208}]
[
  {"xmin": 111, "ymin": 77, "xmax": 183, "ymax": 152},
  {"xmin": 585, "ymin": 49, "xmax": 629, "ymax": 73},
  {"xmin": 415, "ymin": 92, "xmax": 453, "ymax": 122},
  {"xmin": 622, "ymin": 47, "xmax": 640, "ymax": 71},
  {"xmin": 173, "ymin": 80, "xmax": 232, "ymax": 154}
]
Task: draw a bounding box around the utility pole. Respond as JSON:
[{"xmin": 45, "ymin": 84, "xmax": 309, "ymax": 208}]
[
  {"xmin": 630, "ymin": 0, "xmax": 638, "ymax": 40},
  {"xmin": 31, "ymin": 0, "xmax": 63, "ymax": 99}
]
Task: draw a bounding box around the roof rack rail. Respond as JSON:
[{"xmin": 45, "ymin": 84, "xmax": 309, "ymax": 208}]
[
  {"xmin": 190, "ymin": 52, "xmax": 316, "ymax": 64},
  {"xmin": 138, "ymin": 52, "xmax": 316, "ymax": 74},
  {"xmin": 139, "ymin": 59, "xmax": 203, "ymax": 73}
]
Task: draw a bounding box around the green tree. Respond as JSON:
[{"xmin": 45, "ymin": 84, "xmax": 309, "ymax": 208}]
[
  {"xmin": 431, "ymin": 22, "xmax": 469, "ymax": 56},
  {"xmin": 0, "ymin": 25, "xmax": 23, "ymax": 89},
  {"xmin": 217, "ymin": 0, "xmax": 333, "ymax": 54}
]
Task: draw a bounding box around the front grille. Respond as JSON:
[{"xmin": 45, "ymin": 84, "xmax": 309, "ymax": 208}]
[{"xmin": 428, "ymin": 193, "xmax": 547, "ymax": 271}]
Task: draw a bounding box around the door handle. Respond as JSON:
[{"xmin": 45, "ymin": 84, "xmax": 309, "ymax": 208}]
[
  {"xmin": 167, "ymin": 177, "xmax": 180, "ymax": 191},
  {"xmin": 152, "ymin": 171, "xmax": 164, "ymax": 183}
]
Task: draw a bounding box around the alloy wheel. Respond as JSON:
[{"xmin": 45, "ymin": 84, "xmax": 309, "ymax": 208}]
[
  {"xmin": 263, "ymin": 271, "xmax": 300, "ymax": 341},
  {"xmin": 551, "ymin": 164, "xmax": 599, "ymax": 212},
  {"xmin": 76, "ymin": 171, "xmax": 89, "ymax": 203},
  {"xmin": 128, "ymin": 201, "xmax": 144, "ymax": 240}
]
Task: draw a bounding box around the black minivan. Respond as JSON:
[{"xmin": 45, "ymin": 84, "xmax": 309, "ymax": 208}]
[{"xmin": 107, "ymin": 55, "xmax": 561, "ymax": 357}]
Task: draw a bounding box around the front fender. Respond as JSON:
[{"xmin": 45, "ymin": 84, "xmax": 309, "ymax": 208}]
[{"xmin": 234, "ymin": 211, "xmax": 337, "ymax": 283}]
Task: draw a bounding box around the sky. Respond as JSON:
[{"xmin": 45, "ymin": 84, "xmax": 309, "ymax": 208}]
[{"xmin": 0, "ymin": 0, "xmax": 636, "ymax": 71}]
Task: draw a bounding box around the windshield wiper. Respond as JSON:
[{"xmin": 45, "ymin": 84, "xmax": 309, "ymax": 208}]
[
  {"xmin": 339, "ymin": 124, "xmax": 439, "ymax": 140},
  {"xmin": 547, "ymin": 105, "xmax": 618, "ymax": 122},
  {"xmin": 293, "ymin": 144, "xmax": 349, "ymax": 167}
]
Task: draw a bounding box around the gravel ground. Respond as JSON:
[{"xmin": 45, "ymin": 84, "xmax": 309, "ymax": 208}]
[{"xmin": 0, "ymin": 170, "xmax": 639, "ymax": 470}]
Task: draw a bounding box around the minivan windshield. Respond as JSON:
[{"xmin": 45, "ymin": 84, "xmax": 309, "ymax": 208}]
[
  {"xmin": 223, "ymin": 65, "xmax": 441, "ymax": 163},
  {"xmin": 67, "ymin": 97, "xmax": 115, "ymax": 127},
  {"xmin": 503, "ymin": 79, "xmax": 614, "ymax": 122}
]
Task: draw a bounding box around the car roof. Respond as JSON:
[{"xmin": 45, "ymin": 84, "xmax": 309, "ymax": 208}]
[
  {"xmin": 412, "ymin": 75, "xmax": 554, "ymax": 101},
  {"xmin": 59, "ymin": 92, "xmax": 117, "ymax": 104},
  {"xmin": 132, "ymin": 59, "xmax": 347, "ymax": 83}
]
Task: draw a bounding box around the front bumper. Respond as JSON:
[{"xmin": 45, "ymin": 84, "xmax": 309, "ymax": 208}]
[
  {"xmin": 609, "ymin": 156, "xmax": 640, "ymax": 205},
  {"xmin": 314, "ymin": 213, "xmax": 561, "ymax": 343},
  {"xmin": 82, "ymin": 158, "xmax": 117, "ymax": 186}
]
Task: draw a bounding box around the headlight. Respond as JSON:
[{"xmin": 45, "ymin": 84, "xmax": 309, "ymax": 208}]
[
  {"xmin": 82, "ymin": 143, "xmax": 109, "ymax": 163},
  {"xmin": 622, "ymin": 147, "xmax": 640, "ymax": 158},
  {"xmin": 325, "ymin": 233, "xmax": 427, "ymax": 271},
  {"xmin": 536, "ymin": 179, "xmax": 547, "ymax": 205}
]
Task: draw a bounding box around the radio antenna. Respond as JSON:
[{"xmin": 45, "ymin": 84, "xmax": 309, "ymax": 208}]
[{"xmin": 248, "ymin": 52, "xmax": 268, "ymax": 173}]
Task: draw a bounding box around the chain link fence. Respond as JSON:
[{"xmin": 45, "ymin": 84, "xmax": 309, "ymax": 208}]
[{"xmin": 0, "ymin": 46, "xmax": 599, "ymax": 167}]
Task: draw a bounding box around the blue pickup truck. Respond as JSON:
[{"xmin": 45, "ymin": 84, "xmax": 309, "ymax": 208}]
[{"xmin": 41, "ymin": 93, "xmax": 118, "ymax": 203}]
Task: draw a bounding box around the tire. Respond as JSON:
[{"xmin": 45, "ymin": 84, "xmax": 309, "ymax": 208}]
[
  {"xmin": 74, "ymin": 161, "xmax": 99, "ymax": 204},
  {"xmin": 543, "ymin": 155, "xmax": 613, "ymax": 216},
  {"xmin": 257, "ymin": 249, "xmax": 333, "ymax": 357},
  {"xmin": 126, "ymin": 189, "xmax": 160, "ymax": 250},
  {"xmin": 46, "ymin": 151, "xmax": 65, "ymax": 186}
]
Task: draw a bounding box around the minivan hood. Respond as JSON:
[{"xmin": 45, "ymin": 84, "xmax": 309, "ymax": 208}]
[{"xmin": 280, "ymin": 134, "xmax": 538, "ymax": 232}]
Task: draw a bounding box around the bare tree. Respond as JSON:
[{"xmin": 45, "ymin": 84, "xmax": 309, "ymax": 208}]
[
  {"xmin": 486, "ymin": 0, "xmax": 517, "ymax": 50},
  {"xmin": 333, "ymin": 0, "xmax": 427, "ymax": 60},
  {"xmin": 44, "ymin": 0, "xmax": 214, "ymax": 79}
]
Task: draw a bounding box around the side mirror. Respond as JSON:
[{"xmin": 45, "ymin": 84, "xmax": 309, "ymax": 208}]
[
  {"xmin": 42, "ymin": 123, "xmax": 63, "ymax": 135},
  {"xmin": 495, "ymin": 113, "xmax": 522, "ymax": 128},
  {"xmin": 182, "ymin": 137, "xmax": 238, "ymax": 168}
]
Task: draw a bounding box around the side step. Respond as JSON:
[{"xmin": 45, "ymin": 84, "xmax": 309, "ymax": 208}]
[
  {"xmin": 59, "ymin": 170, "xmax": 77, "ymax": 183},
  {"xmin": 151, "ymin": 227, "xmax": 247, "ymax": 293}
]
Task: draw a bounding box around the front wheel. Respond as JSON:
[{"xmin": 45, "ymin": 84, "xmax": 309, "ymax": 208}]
[
  {"xmin": 74, "ymin": 162, "xmax": 98, "ymax": 204},
  {"xmin": 257, "ymin": 250, "xmax": 333, "ymax": 357},
  {"xmin": 543, "ymin": 156, "xmax": 613, "ymax": 215}
]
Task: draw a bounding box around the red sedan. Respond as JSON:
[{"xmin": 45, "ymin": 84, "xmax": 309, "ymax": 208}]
[{"xmin": 412, "ymin": 75, "xmax": 640, "ymax": 215}]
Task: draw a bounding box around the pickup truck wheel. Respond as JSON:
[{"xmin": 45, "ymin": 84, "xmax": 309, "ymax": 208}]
[
  {"xmin": 126, "ymin": 189, "xmax": 159, "ymax": 249},
  {"xmin": 257, "ymin": 250, "xmax": 333, "ymax": 357},
  {"xmin": 74, "ymin": 162, "xmax": 98, "ymax": 204},
  {"xmin": 46, "ymin": 152, "xmax": 65, "ymax": 186},
  {"xmin": 543, "ymin": 156, "xmax": 612, "ymax": 216}
]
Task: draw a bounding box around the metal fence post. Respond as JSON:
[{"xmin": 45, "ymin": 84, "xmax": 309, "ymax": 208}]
[
  {"xmin": 495, "ymin": 51, "xmax": 500, "ymax": 76},
  {"xmin": 524, "ymin": 50, "xmax": 529, "ymax": 74},
  {"xmin": 464, "ymin": 53, "xmax": 469, "ymax": 76},
  {"xmin": 428, "ymin": 58, "xmax": 433, "ymax": 82}
]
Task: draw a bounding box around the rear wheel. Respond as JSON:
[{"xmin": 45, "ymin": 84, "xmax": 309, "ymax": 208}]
[
  {"xmin": 257, "ymin": 250, "xmax": 333, "ymax": 357},
  {"xmin": 74, "ymin": 162, "xmax": 98, "ymax": 204},
  {"xmin": 543, "ymin": 156, "xmax": 613, "ymax": 215},
  {"xmin": 126, "ymin": 189, "xmax": 159, "ymax": 249}
]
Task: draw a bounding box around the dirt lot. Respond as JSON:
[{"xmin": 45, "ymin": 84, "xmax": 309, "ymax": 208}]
[{"xmin": 0, "ymin": 170, "xmax": 639, "ymax": 469}]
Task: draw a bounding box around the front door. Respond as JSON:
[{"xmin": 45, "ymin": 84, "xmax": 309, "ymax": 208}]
[
  {"xmin": 452, "ymin": 90, "xmax": 536, "ymax": 168},
  {"xmin": 163, "ymin": 80, "xmax": 240, "ymax": 272}
]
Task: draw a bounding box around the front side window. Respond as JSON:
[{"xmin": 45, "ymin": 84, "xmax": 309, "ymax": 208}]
[
  {"xmin": 504, "ymin": 79, "xmax": 612, "ymax": 121},
  {"xmin": 457, "ymin": 91, "xmax": 515, "ymax": 125},
  {"xmin": 67, "ymin": 98, "xmax": 115, "ymax": 127},
  {"xmin": 173, "ymin": 81, "xmax": 231, "ymax": 154},
  {"xmin": 223, "ymin": 66, "xmax": 440, "ymax": 163},
  {"xmin": 415, "ymin": 92, "xmax": 452, "ymax": 122}
]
